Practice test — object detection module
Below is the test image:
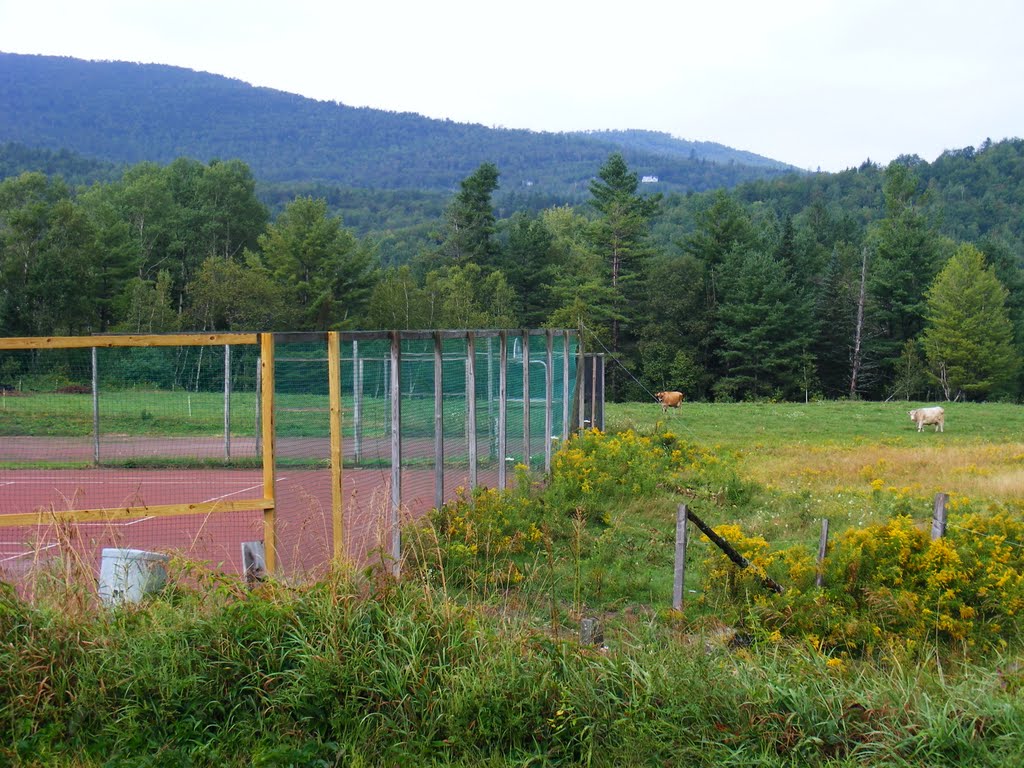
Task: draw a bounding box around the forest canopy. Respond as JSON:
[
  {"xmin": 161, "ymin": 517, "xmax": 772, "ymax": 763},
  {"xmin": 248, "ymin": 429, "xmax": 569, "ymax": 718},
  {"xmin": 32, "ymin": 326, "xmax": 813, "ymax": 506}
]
[{"xmin": 2, "ymin": 138, "xmax": 1024, "ymax": 403}]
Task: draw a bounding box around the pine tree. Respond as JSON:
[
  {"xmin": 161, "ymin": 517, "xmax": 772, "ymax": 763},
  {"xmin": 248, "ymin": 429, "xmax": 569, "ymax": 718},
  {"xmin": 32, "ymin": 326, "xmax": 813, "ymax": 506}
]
[
  {"xmin": 921, "ymin": 244, "xmax": 1018, "ymax": 399},
  {"xmin": 587, "ymin": 153, "xmax": 661, "ymax": 398},
  {"xmin": 713, "ymin": 250, "xmax": 812, "ymax": 400}
]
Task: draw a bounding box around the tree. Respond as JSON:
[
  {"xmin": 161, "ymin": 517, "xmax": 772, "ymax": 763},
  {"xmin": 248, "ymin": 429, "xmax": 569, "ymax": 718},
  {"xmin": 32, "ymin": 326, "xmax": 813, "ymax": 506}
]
[
  {"xmin": 0, "ymin": 173, "xmax": 101, "ymax": 336},
  {"xmin": 496, "ymin": 211, "xmax": 556, "ymax": 326},
  {"xmin": 920, "ymin": 244, "xmax": 1018, "ymax": 400},
  {"xmin": 258, "ymin": 197, "xmax": 377, "ymax": 329},
  {"xmin": 588, "ymin": 153, "xmax": 661, "ymax": 398},
  {"xmin": 713, "ymin": 250, "xmax": 813, "ymax": 400},
  {"xmin": 186, "ymin": 255, "xmax": 296, "ymax": 331},
  {"xmin": 868, "ymin": 161, "xmax": 940, "ymax": 391},
  {"xmin": 437, "ymin": 163, "xmax": 500, "ymax": 268},
  {"xmin": 423, "ymin": 264, "xmax": 516, "ymax": 329},
  {"xmin": 364, "ymin": 266, "xmax": 434, "ymax": 329}
]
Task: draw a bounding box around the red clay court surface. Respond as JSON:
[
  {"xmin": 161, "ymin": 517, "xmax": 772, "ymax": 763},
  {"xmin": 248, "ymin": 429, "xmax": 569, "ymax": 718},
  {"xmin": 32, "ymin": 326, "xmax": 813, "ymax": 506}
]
[{"xmin": 0, "ymin": 464, "xmax": 497, "ymax": 591}]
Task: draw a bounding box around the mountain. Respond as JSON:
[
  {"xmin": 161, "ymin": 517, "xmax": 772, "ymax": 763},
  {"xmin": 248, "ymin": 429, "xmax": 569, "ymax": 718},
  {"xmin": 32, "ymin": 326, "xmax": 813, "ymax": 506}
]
[{"xmin": 0, "ymin": 52, "xmax": 800, "ymax": 196}]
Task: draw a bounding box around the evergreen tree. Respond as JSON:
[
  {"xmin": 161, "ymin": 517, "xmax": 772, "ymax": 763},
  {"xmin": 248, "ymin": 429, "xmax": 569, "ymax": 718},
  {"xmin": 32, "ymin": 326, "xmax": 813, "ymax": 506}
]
[
  {"xmin": 713, "ymin": 250, "xmax": 813, "ymax": 400},
  {"xmin": 868, "ymin": 161, "xmax": 940, "ymax": 392},
  {"xmin": 258, "ymin": 197, "xmax": 377, "ymax": 330},
  {"xmin": 438, "ymin": 163, "xmax": 500, "ymax": 268},
  {"xmin": 587, "ymin": 153, "xmax": 661, "ymax": 398},
  {"xmin": 920, "ymin": 244, "xmax": 1018, "ymax": 399}
]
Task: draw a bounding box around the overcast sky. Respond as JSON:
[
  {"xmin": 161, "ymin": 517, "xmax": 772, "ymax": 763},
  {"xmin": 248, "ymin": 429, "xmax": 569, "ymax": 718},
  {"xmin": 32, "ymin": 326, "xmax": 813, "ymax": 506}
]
[{"xmin": 2, "ymin": 0, "xmax": 1022, "ymax": 172}]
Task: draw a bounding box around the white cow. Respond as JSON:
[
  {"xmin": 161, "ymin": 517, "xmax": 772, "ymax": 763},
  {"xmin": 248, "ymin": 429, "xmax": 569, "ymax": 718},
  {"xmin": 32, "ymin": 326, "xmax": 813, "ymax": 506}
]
[{"xmin": 909, "ymin": 406, "xmax": 945, "ymax": 433}]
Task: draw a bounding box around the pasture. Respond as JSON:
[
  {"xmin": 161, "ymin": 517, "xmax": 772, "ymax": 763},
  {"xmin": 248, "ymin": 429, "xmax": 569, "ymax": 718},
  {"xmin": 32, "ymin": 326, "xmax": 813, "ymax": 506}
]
[{"xmin": 610, "ymin": 400, "xmax": 1024, "ymax": 535}]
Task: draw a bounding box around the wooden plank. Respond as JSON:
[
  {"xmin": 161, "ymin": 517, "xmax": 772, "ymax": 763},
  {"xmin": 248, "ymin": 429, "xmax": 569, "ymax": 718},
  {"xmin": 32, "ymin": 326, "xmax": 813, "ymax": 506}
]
[
  {"xmin": 260, "ymin": 333, "xmax": 277, "ymax": 574},
  {"xmin": 0, "ymin": 333, "xmax": 258, "ymax": 350},
  {"xmin": 0, "ymin": 498, "xmax": 275, "ymax": 528},
  {"xmin": 328, "ymin": 331, "xmax": 344, "ymax": 562}
]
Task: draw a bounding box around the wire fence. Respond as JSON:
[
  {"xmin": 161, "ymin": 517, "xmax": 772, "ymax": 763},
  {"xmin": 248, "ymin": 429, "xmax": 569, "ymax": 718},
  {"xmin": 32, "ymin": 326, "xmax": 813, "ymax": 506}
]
[{"xmin": 0, "ymin": 330, "xmax": 581, "ymax": 598}]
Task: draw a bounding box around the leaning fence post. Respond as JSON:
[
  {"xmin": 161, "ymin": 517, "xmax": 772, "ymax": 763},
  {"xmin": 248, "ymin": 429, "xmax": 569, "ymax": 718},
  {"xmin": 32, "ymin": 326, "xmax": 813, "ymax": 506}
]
[
  {"xmin": 816, "ymin": 518, "xmax": 830, "ymax": 588},
  {"xmin": 931, "ymin": 492, "xmax": 949, "ymax": 540},
  {"xmin": 673, "ymin": 504, "xmax": 689, "ymax": 611}
]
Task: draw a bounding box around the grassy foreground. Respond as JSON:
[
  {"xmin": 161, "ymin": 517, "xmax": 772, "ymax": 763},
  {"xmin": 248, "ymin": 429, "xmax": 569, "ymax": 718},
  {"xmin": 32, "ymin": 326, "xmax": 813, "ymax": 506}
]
[{"xmin": 3, "ymin": 400, "xmax": 1024, "ymax": 766}]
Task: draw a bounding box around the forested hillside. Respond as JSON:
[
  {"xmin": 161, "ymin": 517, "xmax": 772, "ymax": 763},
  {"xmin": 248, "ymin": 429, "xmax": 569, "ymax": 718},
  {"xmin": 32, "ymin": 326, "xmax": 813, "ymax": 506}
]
[
  {"xmin": 0, "ymin": 53, "xmax": 796, "ymax": 197},
  {"xmin": 2, "ymin": 139, "xmax": 1023, "ymax": 403}
]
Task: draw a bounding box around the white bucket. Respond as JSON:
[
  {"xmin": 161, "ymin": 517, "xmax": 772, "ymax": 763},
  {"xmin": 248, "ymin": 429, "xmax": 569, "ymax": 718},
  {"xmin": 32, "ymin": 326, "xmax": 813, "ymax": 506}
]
[{"xmin": 98, "ymin": 548, "xmax": 170, "ymax": 606}]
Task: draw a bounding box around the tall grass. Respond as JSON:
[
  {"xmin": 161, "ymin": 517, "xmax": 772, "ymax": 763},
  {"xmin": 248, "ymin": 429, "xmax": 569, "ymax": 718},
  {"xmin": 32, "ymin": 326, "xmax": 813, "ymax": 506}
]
[{"xmin": 3, "ymin": 565, "xmax": 1024, "ymax": 767}]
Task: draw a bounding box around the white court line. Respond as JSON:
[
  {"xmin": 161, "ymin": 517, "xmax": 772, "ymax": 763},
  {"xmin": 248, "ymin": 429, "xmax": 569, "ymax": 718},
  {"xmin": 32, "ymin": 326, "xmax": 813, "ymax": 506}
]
[{"xmin": 0, "ymin": 542, "xmax": 59, "ymax": 563}]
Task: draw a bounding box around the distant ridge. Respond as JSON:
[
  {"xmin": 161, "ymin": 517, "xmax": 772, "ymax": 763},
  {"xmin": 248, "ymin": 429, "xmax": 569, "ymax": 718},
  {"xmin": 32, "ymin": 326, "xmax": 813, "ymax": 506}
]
[{"xmin": 0, "ymin": 52, "xmax": 800, "ymax": 195}]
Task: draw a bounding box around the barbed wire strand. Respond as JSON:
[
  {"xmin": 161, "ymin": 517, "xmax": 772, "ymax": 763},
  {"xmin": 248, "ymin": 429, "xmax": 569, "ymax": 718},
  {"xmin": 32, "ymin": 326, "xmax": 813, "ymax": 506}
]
[{"xmin": 577, "ymin": 322, "xmax": 704, "ymax": 441}]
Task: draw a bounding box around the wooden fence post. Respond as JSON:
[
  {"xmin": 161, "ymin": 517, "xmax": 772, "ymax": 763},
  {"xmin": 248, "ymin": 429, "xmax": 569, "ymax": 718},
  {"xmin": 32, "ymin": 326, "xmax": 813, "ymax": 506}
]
[
  {"xmin": 816, "ymin": 518, "xmax": 829, "ymax": 588},
  {"xmin": 673, "ymin": 504, "xmax": 689, "ymax": 611},
  {"xmin": 390, "ymin": 331, "xmax": 402, "ymax": 576},
  {"xmin": 91, "ymin": 346, "xmax": 100, "ymax": 465},
  {"xmin": 931, "ymin": 492, "xmax": 949, "ymax": 540},
  {"xmin": 328, "ymin": 331, "xmax": 344, "ymax": 562},
  {"xmin": 434, "ymin": 332, "xmax": 444, "ymax": 512},
  {"xmin": 259, "ymin": 334, "xmax": 276, "ymax": 575}
]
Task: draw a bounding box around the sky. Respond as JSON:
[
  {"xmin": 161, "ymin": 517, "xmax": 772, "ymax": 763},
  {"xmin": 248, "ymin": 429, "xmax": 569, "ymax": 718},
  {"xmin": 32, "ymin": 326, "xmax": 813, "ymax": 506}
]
[{"xmin": 2, "ymin": 0, "xmax": 1022, "ymax": 172}]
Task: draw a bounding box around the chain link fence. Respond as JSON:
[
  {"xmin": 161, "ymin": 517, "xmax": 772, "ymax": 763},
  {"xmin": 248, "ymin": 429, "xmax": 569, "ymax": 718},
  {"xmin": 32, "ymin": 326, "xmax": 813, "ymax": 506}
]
[{"xmin": 0, "ymin": 330, "xmax": 581, "ymax": 596}]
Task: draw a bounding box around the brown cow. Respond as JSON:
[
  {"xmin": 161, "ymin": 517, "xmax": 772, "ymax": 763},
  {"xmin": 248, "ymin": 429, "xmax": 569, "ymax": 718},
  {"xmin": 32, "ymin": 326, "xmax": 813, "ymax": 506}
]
[{"xmin": 655, "ymin": 391, "xmax": 684, "ymax": 413}]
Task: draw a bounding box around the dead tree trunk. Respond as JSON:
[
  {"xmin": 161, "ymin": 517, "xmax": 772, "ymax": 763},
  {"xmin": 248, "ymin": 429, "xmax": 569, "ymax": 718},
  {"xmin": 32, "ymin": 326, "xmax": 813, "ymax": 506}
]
[{"xmin": 849, "ymin": 246, "xmax": 869, "ymax": 398}]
